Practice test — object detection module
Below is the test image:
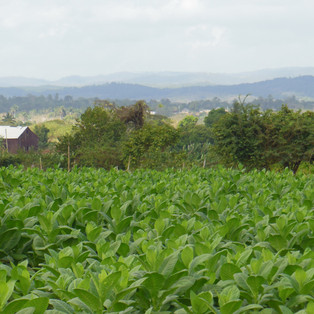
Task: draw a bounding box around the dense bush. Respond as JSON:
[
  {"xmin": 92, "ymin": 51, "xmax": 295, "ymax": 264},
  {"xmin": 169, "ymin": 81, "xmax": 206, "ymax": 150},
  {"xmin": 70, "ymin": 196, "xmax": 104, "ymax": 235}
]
[{"xmin": 0, "ymin": 153, "xmax": 21, "ymax": 167}]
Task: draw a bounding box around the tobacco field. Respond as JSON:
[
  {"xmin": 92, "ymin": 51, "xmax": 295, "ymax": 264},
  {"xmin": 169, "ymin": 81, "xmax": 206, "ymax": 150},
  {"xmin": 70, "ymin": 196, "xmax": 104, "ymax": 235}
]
[{"xmin": 0, "ymin": 166, "xmax": 313, "ymax": 313}]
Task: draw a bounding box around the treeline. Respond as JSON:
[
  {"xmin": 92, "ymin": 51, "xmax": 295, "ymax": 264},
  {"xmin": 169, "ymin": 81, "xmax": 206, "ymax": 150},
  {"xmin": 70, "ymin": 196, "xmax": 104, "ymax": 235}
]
[
  {"xmin": 2, "ymin": 100, "xmax": 312, "ymax": 174},
  {"xmin": 0, "ymin": 94, "xmax": 94, "ymax": 113},
  {"xmin": 57, "ymin": 101, "xmax": 313, "ymax": 173},
  {"xmin": 0, "ymin": 94, "xmax": 313, "ymax": 117}
]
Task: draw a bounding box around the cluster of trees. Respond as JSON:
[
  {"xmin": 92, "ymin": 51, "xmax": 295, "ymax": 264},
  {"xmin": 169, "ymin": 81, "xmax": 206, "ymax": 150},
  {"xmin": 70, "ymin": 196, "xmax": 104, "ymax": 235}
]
[
  {"xmin": 0, "ymin": 94, "xmax": 94, "ymax": 113},
  {"xmin": 54, "ymin": 101, "xmax": 313, "ymax": 173},
  {"xmin": 213, "ymin": 104, "xmax": 313, "ymax": 173},
  {"xmin": 1, "ymin": 98, "xmax": 312, "ymax": 173},
  {"xmin": 0, "ymin": 93, "xmax": 313, "ymax": 118},
  {"xmin": 56, "ymin": 101, "xmax": 183, "ymax": 169}
]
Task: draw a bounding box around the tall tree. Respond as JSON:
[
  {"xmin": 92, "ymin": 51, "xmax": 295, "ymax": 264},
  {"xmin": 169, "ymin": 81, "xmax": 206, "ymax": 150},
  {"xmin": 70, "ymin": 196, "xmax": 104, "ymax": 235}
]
[
  {"xmin": 212, "ymin": 103, "xmax": 265, "ymax": 169},
  {"xmin": 1, "ymin": 113, "xmax": 17, "ymax": 126},
  {"xmin": 178, "ymin": 115, "xmax": 198, "ymax": 129},
  {"xmin": 33, "ymin": 125, "xmax": 50, "ymax": 149},
  {"xmin": 263, "ymin": 105, "xmax": 314, "ymax": 173},
  {"xmin": 57, "ymin": 105, "xmax": 126, "ymax": 168},
  {"xmin": 204, "ymin": 108, "xmax": 227, "ymax": 128},
  {"xmin": 123, "ymin": 122, "xmax": 178, "ymax": 168},
  {"xmin": 212, "ymin": 103, "xmax": 314, "ymax": 173}
]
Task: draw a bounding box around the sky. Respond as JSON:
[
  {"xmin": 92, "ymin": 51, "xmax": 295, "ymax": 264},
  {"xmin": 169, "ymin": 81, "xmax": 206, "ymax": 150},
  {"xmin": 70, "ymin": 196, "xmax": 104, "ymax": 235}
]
[{"xmin": 1, "ymin": 0, "xmax": 314, "ymax": 80}]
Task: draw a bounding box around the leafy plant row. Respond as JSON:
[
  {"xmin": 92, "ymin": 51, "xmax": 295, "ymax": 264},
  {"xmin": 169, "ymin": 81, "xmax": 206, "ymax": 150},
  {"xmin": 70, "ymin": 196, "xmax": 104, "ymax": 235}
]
[{"xmin": 0, "ymin": 166, "xmax": 313, "ymax": 313}]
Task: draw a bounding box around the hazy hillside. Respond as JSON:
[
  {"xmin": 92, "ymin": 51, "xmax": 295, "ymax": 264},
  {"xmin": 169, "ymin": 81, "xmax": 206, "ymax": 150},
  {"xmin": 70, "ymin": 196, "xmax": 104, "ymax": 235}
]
[
  {"xmin": 28, "ymin": 76, "xmax": 314, "ymax": 100},
  {"xmin": 0, "ymin": 76, "xmax": 314, "ymax": 102},
  {"xmin": 1, "ymin": 67, "xmax": 314, "ymax": 87}
]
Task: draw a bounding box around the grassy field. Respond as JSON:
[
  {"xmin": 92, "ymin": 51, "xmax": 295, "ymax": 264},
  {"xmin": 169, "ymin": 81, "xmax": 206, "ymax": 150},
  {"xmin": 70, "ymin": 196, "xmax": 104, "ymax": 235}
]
[
  {"xmin": 0, "ymin": 167, "xmax": 313, "ymax": 313},
  {"xmin": 30, "ymin": 119, "xmax": 75, "ymax": 143}
]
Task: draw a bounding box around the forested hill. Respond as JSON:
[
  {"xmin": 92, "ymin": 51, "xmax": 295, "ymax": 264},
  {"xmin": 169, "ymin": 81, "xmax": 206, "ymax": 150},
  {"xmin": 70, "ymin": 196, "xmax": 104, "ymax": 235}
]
[{"xmin": 0, "ymin": 76, "xmax": 314, "ymax": 100}]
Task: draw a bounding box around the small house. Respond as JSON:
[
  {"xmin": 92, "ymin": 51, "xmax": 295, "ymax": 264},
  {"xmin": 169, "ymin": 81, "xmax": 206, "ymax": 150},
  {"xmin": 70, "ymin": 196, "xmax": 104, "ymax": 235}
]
[{"xmin": 0, "ymin": 126, "xmax": 38, "ymax": 153}]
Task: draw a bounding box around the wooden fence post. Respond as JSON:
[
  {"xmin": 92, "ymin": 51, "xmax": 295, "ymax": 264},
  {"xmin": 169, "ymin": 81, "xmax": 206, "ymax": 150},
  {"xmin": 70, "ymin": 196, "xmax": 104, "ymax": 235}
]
[
  {"xmin": 67, "ymin": 142, "xmax": 70, "ymax": 172},
  {"xmin": 127, "ymin": 155, "xmax": 131, "ymax": 172}
]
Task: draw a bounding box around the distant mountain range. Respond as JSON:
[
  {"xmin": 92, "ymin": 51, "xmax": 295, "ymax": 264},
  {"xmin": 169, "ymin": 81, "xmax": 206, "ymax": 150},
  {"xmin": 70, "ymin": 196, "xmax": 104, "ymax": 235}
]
[
  {"xmin": 2, "ymin": 67, "xmax": 314, "ymax": 88},
  {"xmin": 0, "ymin": 75, "xmax": 314, "ymax": 102}
]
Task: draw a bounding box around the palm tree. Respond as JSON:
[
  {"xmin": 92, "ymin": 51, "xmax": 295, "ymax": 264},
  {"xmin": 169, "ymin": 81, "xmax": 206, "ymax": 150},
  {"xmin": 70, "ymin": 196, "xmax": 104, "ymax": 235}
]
[{"xmin": 1, "ymin": 112, "xmax": 17, "ymax": 126}]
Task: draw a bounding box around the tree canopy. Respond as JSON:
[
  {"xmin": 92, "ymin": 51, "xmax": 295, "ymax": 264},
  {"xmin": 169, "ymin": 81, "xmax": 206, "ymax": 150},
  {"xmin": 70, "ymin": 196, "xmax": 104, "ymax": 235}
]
[
  {"xmin": 212, "ymin": 103, "xmax": 314, "ymax": 173},
  {"xmin": 204, "ymin": 108, "xmax": 226, "ymax": 128}
]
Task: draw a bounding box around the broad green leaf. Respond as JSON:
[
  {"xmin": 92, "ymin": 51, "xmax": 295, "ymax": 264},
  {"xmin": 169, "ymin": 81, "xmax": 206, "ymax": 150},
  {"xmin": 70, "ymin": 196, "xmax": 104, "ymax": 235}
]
[
  {"xmin": 23, "ymin": 298, "xmax": 49, "ymax": 314},
  {"xmin": 159, "ymin": 251, "xmax": 179, "ymax": 277},
  {"xmin": 111, "ymin": 205, "xmax": 122, "ymax": 223},
  {"xmin": 278, "ymin": 305, "xmax": 294, "ymax": 314},
  {"xmin": 0, "ymin": 270, "xmax": 7, "ymax": 282},
  {"xmin": 220, "ymin": 300, "xmax": 242, "ymax": 314},
  {"xmin": 220, "ymin": 263, "xmax": 241, "ymax": 280},
  {"xmin": 58, "ymin": 256, "xmax": 73, "ymax": 268},
  {"xmin": 198, "ymin": 291, "xmax": 213, "ymax": 306},
  {"xmin": 307, "ymin": 302, "xmax": 314, "ymax": 314},
  {"xmin": 116, "ymin": 216, "xmax": 133, "ymax": 233},
  {"xmin": 190, "ymin": 291, "xmax": 208, "ymax": 314},
  {"xmin": 181, "ymin": 246, "xmax": 194, "ymax": 268},
  {"xmin": 171, "ymin": 276, "xmax": 195, "ymax": 295},
  {"xmin": 154, "ymin": 218, "xmax": 165, "ymax": 236},
  {"xmin": 15, "ymin": 307, "xmax": 35, "ymax": 314},
  {"xmin": 0, "ymin": 228, "xmax": 21, "ymax": 251},
  {"xmin": 2, "ymin": 299, "xmax": 28, "ymax": 314},
  {"xmin": 73, "ymin": 288, "xmax": 103, "ymax": 312},
  {"xmin": 294, "ymin": 269, "xmax": 307, "ymax": 288},
  {"xmin": 67, "ymin": 297, "xmax": 93, "ymax": 313},
  {"xmin": 234, "ymin": 304, "xmax": 263, "ymax": 313},
  {"xmin": 268, "ymin": 234, "xmax": 287, "ymax": 251},
  {"xmin": 247, "ymin": 276, "xmax": 265, "ymax": 297},
  {"xmin": 49, "ymin": 299, "xmax": 75, "ymax": 313},
  {"xmin": 189, "ymin": 254, "xmax": 212, "ymax": 274},
  {"xmin": 86, "ymin": 223, "xmax": 102, "ymax": 242},
  {"xmin": 91, "ymin": 198, "xmax": 102, "ymax": 211},
  {"xmin": 99, "ymin": 271, "xmax": 121, "ymax": 300},
  {"xmin": 234, "ymin": 273, "xmax": 250, "ymax": 291},
  {"xmin": 146, "ymin": 246, "xmax": 158, "ymax": 270},
  {"xmin": 301, "ymin": 280, "xmax": 314, "ymax": 295},
  {"xmin": 0, "ymin": 280, "xmax": 16, "ymax": 310},
  {"xmin": 219, "ymin": 285, "xmax": 240, "ymax": 306},
  {"xmin": 143, "ymin": 272, "xmax": 165, "ymax": 298},
  {"xmin": 236, "ymin": 249, "xmax": 252, "ymax": 266}
]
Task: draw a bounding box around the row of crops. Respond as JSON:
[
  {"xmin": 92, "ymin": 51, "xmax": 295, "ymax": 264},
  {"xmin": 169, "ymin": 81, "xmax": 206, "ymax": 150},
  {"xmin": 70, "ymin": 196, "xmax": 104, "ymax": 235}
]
[{"xmin": 0, "ymin": 166, "xmax": 313, "ymax": 313}]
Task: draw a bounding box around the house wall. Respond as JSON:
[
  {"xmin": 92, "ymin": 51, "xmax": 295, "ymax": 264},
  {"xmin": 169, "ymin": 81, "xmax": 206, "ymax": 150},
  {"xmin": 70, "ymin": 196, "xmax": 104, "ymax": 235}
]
[
  {"xmin": 18, "ymin": 128, "xmax": 38, "ymax": 152},
  {"xmin": 7, "ymin": 139, "xmax": 19, "ymax": 153},
  {"xmin": 5, "ymin": 128, "xmax": 39, "ymax": 153}
]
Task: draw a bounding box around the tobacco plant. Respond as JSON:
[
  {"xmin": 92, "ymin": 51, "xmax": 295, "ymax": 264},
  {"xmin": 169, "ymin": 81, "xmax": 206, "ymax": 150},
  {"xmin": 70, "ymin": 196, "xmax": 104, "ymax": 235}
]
[{"xmin": 0, "ymin": 166, "xmax": 313, "ymax": 313}]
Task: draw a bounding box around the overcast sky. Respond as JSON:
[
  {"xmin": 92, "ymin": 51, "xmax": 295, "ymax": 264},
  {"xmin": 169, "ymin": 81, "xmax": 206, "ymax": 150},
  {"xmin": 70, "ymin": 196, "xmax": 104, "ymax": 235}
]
[{"xmin": 1, "ymin": 0, "xmax": 314, "ymax": 79}]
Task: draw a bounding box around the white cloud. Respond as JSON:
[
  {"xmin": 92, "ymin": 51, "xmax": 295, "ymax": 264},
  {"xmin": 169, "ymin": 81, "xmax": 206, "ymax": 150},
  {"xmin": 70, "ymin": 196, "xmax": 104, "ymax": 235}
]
[
  {"xmin": 188, "ymin": 26, "xmax": 227, "ymax": 49},
  {"xmin": 0, "ymin": 0, "xmax": 314, "ymax": 78}
]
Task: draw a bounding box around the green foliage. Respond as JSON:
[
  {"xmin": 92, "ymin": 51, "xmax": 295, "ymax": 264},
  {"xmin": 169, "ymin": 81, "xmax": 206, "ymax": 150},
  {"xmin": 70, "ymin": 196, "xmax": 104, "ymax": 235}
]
[
  {"xmin": 175, "ymin": 125, "xmax": 213, "ymax": 164},
  {"xmin": 57, "ymin": 105, "xmax": 126, "ymax": 169},
  {"xmin": 116, "ymin": 100, "xmax": 148, "ymax": 129},
  {"xmin": 74, "ymin": 105, "xmax": 126, "ymax": 144},
  {"xmin": 212, "ymin": 103, "xmax": 266, "ymax": 169},
  {"xmin": 212, "ymin": 103, "xmax": 314, "ymax": 173},
  {"xmin": 15, "ymin": 151, "xmax": 67, "ymax": 169},
  {"xmin": 31, "ymin": 119, "xmax": 74, "ymax": 143},
  {"xmin": 0, "ymin": 167, "xmax": 313, "ymax": 312},
  {"xmin": 204, "ymin": 108, "xmax": 227, "ymax": 127},
  {"xmin": 178, "ymin": 115, "xmax": 198, "ymax": 129},
  {"xmin": 1, "ymin": 113, "xmax": 17, "ymax": 126},
  {"xmin": 123, "ymin": 122, "xmax": 179, "ymax": 168},
  {"xmin": 33, "ymin": 125, "xmax": 49, "ymax": 149},
  {"xmin": 0, "ymin": 153, "xmax": 21, "ymax": 167},
  {"xmin": 263, "ymin": 105, "xmax": 314, "ymax": 173}
]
